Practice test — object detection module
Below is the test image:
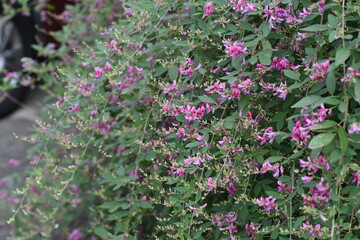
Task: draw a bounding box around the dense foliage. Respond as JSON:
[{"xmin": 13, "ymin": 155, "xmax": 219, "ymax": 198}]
[{"xmin": 1, "ymin": 0, "xmax": 360, "ymax": 239}]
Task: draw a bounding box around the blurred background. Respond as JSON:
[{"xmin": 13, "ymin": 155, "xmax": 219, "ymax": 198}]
[{"xmin": 0, "ymin": 89, "xmax": 47, "ymax": 238}]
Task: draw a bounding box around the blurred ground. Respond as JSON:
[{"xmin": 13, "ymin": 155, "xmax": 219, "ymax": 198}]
[{"xmin": 0, "ymin": 89, "xmax": 48, "ymax": 239}]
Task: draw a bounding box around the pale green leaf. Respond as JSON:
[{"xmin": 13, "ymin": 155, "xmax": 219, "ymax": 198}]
[{"xmin": 309, "ymin": 133, "xmax": 336, "ymax": 149}]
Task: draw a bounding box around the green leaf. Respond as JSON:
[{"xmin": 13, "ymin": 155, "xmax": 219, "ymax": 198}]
[
  {"xmin": 259, "ymin": 55, "xmax": 272, "ymax": 65},
  {"xmin": 266, "ymin": 156, "xmax": 283, "ymax": 163},
  {"xmin": 335, "ymin": 48, "xmax": 350, "ymax": 66},
  {"xmin": 199, "ymin": 95, "xmax": 216, "ymax": 104},
  {"xmin": 328, "ymin": 14, "xmax": 338, "ymax": 28},
  {"xmin": 293, "ymin": 217, "xmax": 305, "ymax": 229},
  {"xmin": 185, "ymin": 142, "xmax": 203, "ymax": 148},
  {"xmin": 311, "ymin": 120, "xmax": 337, "ymax": 130},
  {"xmin": 140, "ymin": 201, "xmax": 153, "ymax": 209},
  {"xmin": 266, "ymin": 191, "xmax": 284, "ymax": 199},
  {"xmin": 168, "ymin": 68, "xmax": 178, "ymax": 80},
  {"xmin": 239, "ymin": 20, "xmax": 255, "ymax": 32},
  {"xmin": 291, "ymin": 95, "xmax": 323, "ymax": 108},
  {"xmin": 270, "ymin": 230, "xmax": 279, "ymax": 239},
  {"xmin": 326, "ymin": 71, "xmax": 336, "ymax": 94},
  {"xmin": 195, "ymin": 192, "xmax": 201, "ymax": 203},
  {"xmin": 309, "ymin": 133, "xmax": 336, "ymax": 149},
  {"xmin": 354, "ymin": 80, "xmax": 360, "ymax": 103},
  {"xmin": 99, "ymin": 201, "xmax": 120, "ymax": 211},
  {"xmin": 284, "ymin": 70, "xmax": 299, "ymax": 80},
  {"xmin": 300, "ymin": 24, "xmax": 329, "ymax": 32},
  {"xmin": 338, "ymin": 126, "xmax": 348, "ymax": 154},
  {"xmin": 94, "ymin": 227, "xmax": 110, "ymax": 238}
]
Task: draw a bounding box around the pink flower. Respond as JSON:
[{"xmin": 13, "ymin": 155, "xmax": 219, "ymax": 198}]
[
  {"xmin": 299, "ymin": 157, "xmax": 319, "ymax": 173},
  {"xmin": 104, "ymin": 62, "xmax": 112, "ymax": 72},
  {"xmin": 272, "ymin": 57, "xmax": 290, "ymax": 71},
  {"xmin": 223, "ymin": 40, "xmax": 248, "ymax": 59},
  {"xmin": 229, "ymin": 0, "xmax": 255, "ymax": 14},
  {"xmin": 352, "ymin": 172, "xmax": 360, "ymax": 185},
  {"xmin": 310, "ymin": 224, "xmax": 323, "ymax": 237},
  {"xmin": 68, "ymin": 229, "xmax": 83, "ymax": 240},
  {"xmin": 298, "ymin": 8, "xmax": 312, "ymax": 18},
  {"xmin": 178, "ymin": 58, "xmax": 201, "ymax": 78},
  {"xmin": 245, "ymin": 222, "xmax": 260, "ymax": 239},
  {"xmin": 301, "ymin": 176, "xmax": 313, "ymax": 183},
  {"xmin": 163, "ymin": 81, "xmax": 179, "ymax": 95},
  {"xmin": 94, "ymin": 67, "xmax": 103, "ymax": 78},
  {"xmin": 341, "ymin": 67, "xmax": 360, "ymax": 83},
  {"xmin": 315, "ymin": 155, "xmax": 330, "ymax": 170},
  {"xmin": 206, "ymin": 177, "xmax": 217, "ymax": 191},
  {"xmin": 68, "ymin": 104, "xmax": 80, "ymax": 113},
  {"xmin": 204, "ymin": 2, "xmax": 214, "ymax": 16},
  {"xmin": 227, "ymin": 182, "xmax": 237, "ymax": 195},
  {"xmin": 310, "ymin": 60, "xmax": 330, "ymax": 82},
  {"xmin": 8, "ymin": 159, "xmax": 21, "ymax": 167},
  {"xmin": 255, "ymin": 196, "xmax": 278, "ymax": 211},
  {"xmin": 176, "ymin": 127, "xmax": 186, "ymax": 138},
  {"xmin": 349, "ymin": 122, "xmax": 360, "ymax": 134},
  {"xmin": 184, "ymin": 156, "xmax": 205, "ymax": 167}
]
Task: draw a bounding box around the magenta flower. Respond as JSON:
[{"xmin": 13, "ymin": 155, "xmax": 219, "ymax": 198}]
[
  {"xmin": 272, "ymin": 57, "xmax": 290, "ymax": 71},
  {"xmin": 68, "ymin": 103, "xmax": 80, "ymax": 113},
  {"xmin": 184, "ymin": 156, "xmax": 205, "ymax": 167},
  {"xmin": 310, "ymin": 60, "xmax": 330, "ymax": 82},
  {"xmin": 341, "ymin": 67, "xmax": 360, "ymax": 83},
  {"xmin": 226, "ymin": 182, "xmax": 237, "ymax": 195},
  {"xmin": 94, "ymin": 67, "xmax": 103, "ymax": 78},
  {"xmin": 349, "ymin": 122, "xmax": 360, "ymax": 134},
  {"xmin": 298, "ymin": 8, "xmax": 312, "ymax": 18},
  {"xmin": 103, "ymin": 62, "xmax": 111, "ymax": 72},
  {"xmin": 222, "ymin": 40, "xmax": 248, "ymax": 59},
  {"xmin": 163, "ymin": 80, "xmax": 179, "ymax": 95},
  {"xmin": 68, "ymin": 229, "xmax": 83, "ymax": 240},
  {"xmin": 245, "ymin": 222, "xmax": 260, "ymax": 239},
  {"xmin": 204, "ymin": 2, "xmax": 214, "ymax": 16},
  {"xmin": 206, "ymin": 177, "xmax": 217, "ymax": 191},
  {"xmin": 352, "ymin": 172, "xmax": 360, "ymax": 185},
  {"xmin": 255, "ymin": 196, "xmax": 278, "ymax": 211},
  {"xmin": 299, "ymin": 157, "xmax": 319, "ymax": 173},
  {"xmin": 310, "ymin": 224, "xmax": 323, "ymax": 237},
  {"xmin": 315, "ymin": 155, "xmax": 330, "ymax": 170},
  {"xmin": 8, "ymin": 159, "xmax": 21, "ymax": 167},
  {"xmin": 178, "ymin": 58, "xmax": 201, "ymax": 78},
  {"xmin": 301, "ymin": 176, "xmax": 313, "ymax": 183},
  {"xmin": 229, "ymin": 0, "xmax": 255, "ymax": 14}
]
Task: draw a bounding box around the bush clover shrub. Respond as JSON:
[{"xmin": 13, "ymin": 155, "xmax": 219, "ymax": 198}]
[{"xmin": 1, "ymin": 0, "xmax": 360, "ymax": 239}]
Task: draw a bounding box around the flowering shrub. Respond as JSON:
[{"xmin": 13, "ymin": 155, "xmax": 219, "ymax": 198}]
[{"xmin": 2, "ymin": 0, "xmax": 360, "ymax": 239}]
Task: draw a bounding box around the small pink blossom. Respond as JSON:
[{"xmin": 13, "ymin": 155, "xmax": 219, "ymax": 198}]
[
  {"xmin": 310, "ymin": 60, "xmax": 330, "ymax": 82},
  {"xmin": 301, "ymin": 176, "xmax": 313, "ymax": 183},
  {"xmin": 94, "ymin": 67, "xmax": 103, "ymax": 78},
  {"xmin": 204, "ymin": 2, "xmax": 214, "ymax": 16},
  {"xmin": 223, "ymin": 40, "xmax": 248, "ymax": 59},
  {"xmin": 104, "ymin": 62, "xmax": 112, "ymax": 72},
  {"xmin": 352, "ymin": 172, "xmax": 360, "ymax": 185},
  {"xmin": 8, "ymin": 159, "xmax": 21, "ymax": 167},
  {"xmin": 341, "ymin": 67, "xmax": 360, "ymax": 83},
  {"xmin": 349, "ymin": 122, "xmax": 360, "ymax": 134},
  {"xmin": 255, "ymin": 196, "xmax": 278, "ymax": 211},
  {"xmin": 245, "ymin": 222, "xmax": 260, "ymax": 239},
  {"xmin": 68, "ymin": 104, "xmax": 80, "ymax": 113},
  {"xmin": 206, "ymin": 177, "xmax": 217, "ymax": 191},
  {"xmin": 178, "ymin": 58, "xmax": 201, "ymax": 78},
  {"xmin": 68, "ymin": 229, "xmax": 83, "ymax": 240}
]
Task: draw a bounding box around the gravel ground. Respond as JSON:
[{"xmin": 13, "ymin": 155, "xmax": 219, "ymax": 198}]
[{"xmin": 0, "ymin": 89, "xmax": 48, "ymax": 239}]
